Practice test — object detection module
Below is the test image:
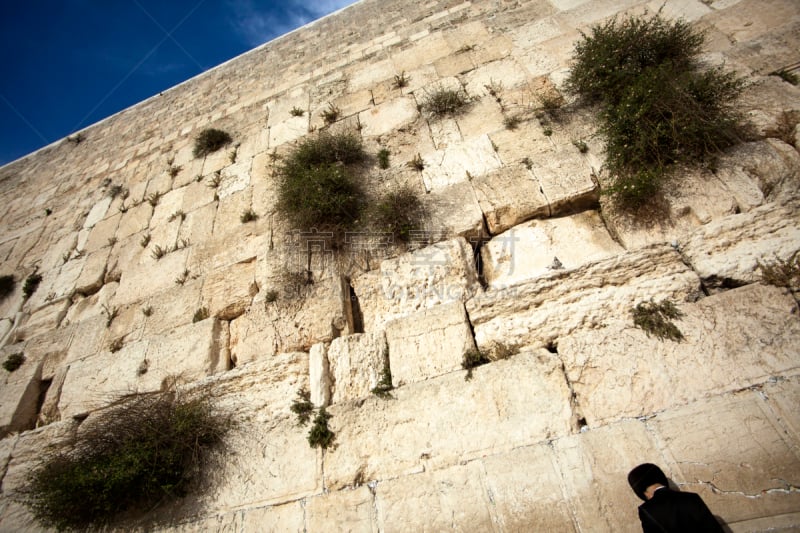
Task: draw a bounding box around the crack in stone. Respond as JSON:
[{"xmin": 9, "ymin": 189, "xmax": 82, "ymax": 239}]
[{"xmin": 698, "ymin": 480, "xmax": 800, "ymax": 498}]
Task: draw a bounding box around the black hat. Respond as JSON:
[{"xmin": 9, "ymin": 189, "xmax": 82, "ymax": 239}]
[{"xmin": 628, "ymin": 463, "xmax": 668, "ymax": 501}]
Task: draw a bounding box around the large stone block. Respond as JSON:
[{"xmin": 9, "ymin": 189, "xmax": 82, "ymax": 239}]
[
  {"xmin": 328, "ymin": 331, "xmax": 387, "ymax": 404},
  {"xmin": 241, "ymin": 502, "xmax": 305, "ymax": 533},
  {"xmin": 114, "ymin": 248, "xmax": 189, "ymax": 307},
  {"xmin": 472, "ymin": 164, "xmax": 550, "ymax": 235},
  {"xmin": 467, "ymin": 244, "xmax": 701, "ymax": 352},
  {"xmin": 200, "ymin": 258, "xmax": 257, "ymax": 320},
  {"xmin": 647, "ymin": 392, "xmax": 800, "ymax": 526},
  {"xmin": 0, "ymin": 354, "xmax": 42, "ymax": 437},
  {"xmin": 482, "ymin": 211, "xmax": 624, "ymax": 289},
  {"xmin": 375, "ymin": 462, "xmax": 494, "ymax": 533},
  {"xmin": 358, "ymin": 96, "xmax": 418, "ymax": 137},
  {"xmin": 679, "ymin": 199, "xmax": 800, "ymax": 289},
  {"xmin": 306, "ymin": 486, "xmax": 375, "ymax": 532},
  {"xmin": 530, "ymin": 144, "xmax": 599, "ymax": 216},
  {"xmin": 229, "ymin": 276, "xmax": 349, "ymax": 364},
  {"xmin": 324, "ymin": 350, "xmax": 573, "ymax": 489},
  {"xmin": 421, "ymin": 134, "xmax": 503, "ymax": 192},
  {"xmin": 385, "ymin": 302, "xmax": 476, "ymax": 386},
  {"xmin": 558, "ymin": 284, "xmax": 800, "ymax": 426},
  {"xmin": 352, "ymin": 237, "xmax": 481, "ymax": 333},
  {"xmin": 422, "ymin": 181, "xmax": 486, "ymax": 240}
]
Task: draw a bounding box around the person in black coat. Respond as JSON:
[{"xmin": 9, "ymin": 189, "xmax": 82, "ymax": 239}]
[{"xmin": 628, "ymin": 463, "xmax": 724, "ymax": 532}]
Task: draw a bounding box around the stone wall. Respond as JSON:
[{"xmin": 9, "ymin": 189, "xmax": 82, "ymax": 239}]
[{"xmin": 1, "ymin": 0, "xmax": 799, "ymax": 531}]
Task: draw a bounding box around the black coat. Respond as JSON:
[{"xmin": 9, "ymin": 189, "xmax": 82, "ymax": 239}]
[{"xmin": 637, "ymin": 488, "xmax": 724, "ymax": 533}]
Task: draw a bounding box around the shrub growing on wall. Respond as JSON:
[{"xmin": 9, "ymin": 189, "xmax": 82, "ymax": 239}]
[
  {"xmin": 21, "ymin": 391, "xmax": 228, "ymax": 531},
  {"xmin": 193, "ymin": 128, "xmax": 233, "ymax": 158},
  {"xmin": 565, "ymin": 12, "xmax": 745, "ymax": 208}
]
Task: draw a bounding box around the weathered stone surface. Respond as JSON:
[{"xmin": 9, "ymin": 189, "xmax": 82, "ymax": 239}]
[
  {"xmin": 482, "ymin": 211, "xmax": 624, "ymax": 289},
  {"xmin": 229, "ymin": 276, "xmax": 349, "ymax": 364},
  {"xmin": 309, "ymin": 342, "xmax": 331, "ymax": 407},
  {"xmin": 531, "ymin": 144, "xmax": 599, "ymax": 216},
  {"xmin": 553, "ymin": 419, "xmax": 657, "ymax": 532},
  {"xmin": 679, "ymin": 199, "xmax": 800, "ymax": 289},
  {"xmin": 422, "ymin": 181, "xmax": 486, "ymax": 239},
  {"xmin": 358, "ymin": 96, "xmax": 418, "ymax": 137},
  {"xmin": 14, "ymin": 298, "xmax": 70, "ymax": 341},
  {"xmin": 116, "ymin": 201, "xmax": 153, "ymax": 240},
  {"xmin": 0, "ymin": 354, "xmax": 42, "ymax": 437},
  {"xmin": 307, "ymin": 486, "xmax": 375, "ymax": 532},
  {"xmin": 140, "ymin": 279, "xmax": 203, "ymax": 337},
  {"xmin": 467, "ymin": 244, "xmax": 701, "ymax": 352},
  {"xmin": 558, "ymin": 284, "xmax": 800, "ymax": 426},
  {"xmin": 763, "ymin": 375, "xmax": 800, "ymax": 455},
  {"xmin": 385, "ymin": 302, "xmax": 476, "ymax": 386},
  {"xmin": 83, "ymin": 196, "xmax": 113, "ymax": 229},
  {"xmin": 325, "ymin": 350, "xmax": 573, "ymax": 489},
  {"xmin": 353, "ymin": 237, "xmax": 481, "ymax": 333},
  {"xmin": 83, "ymin": 212, "xmax": 120, "ymax": 254},
  {"xmin": 421, "ymin": 134, "xmax": 503, "ymax": 192},
  {"xmin": 482, "ymin": 444, "xmax": 578, "ymax": 532},
  {"xmin": 328, "ymin": 331, "xmax": 387, "ymax": 404},
  {"xmin": 375, "ymin": 462, "xmax": 494, "ymax": 533},
  {"xmin": 200, "ymin": 258, "xmax": 257, "ymax": 320},
  {"xmin": 114, "ymin": 248, "xmax": 189, "ymax": 306},
  {"xmin": 74, "ymin": 247, "xmax": 110, "ymax": 295},
  {"xmin": 647, "ymin": 392, "xmax": 800, "ymax": 525},
  {"xmin": 473, "ymin": 164, "xmax": 550, "ymax": 235}
]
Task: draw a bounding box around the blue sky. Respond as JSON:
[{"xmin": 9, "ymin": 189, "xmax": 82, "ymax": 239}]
[{"xmin": 0, "ymin": 0, "xmax": 358, "ymax": 166}]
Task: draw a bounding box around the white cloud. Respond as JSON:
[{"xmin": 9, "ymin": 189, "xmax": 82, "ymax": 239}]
[{"xmin": 227, "ymin": 0, "xmax": 358, "ymax": 47}]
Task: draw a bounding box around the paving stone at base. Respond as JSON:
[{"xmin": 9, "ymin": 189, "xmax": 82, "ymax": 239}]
[{"xmin": 468, "ymin": 244, "xmax": 701, "ymax": 352}]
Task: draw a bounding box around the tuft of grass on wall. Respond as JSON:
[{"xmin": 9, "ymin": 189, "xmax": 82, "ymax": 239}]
[
  {"xmin": 420, "ymin": 86, "xmax": 470, "ymax": 118},
  {"xmin": 3, "ymin": 352, "xmax": 25, "ymax": 372},
  {"xmin": 193, "ymin": 128, "xmax": 233, "ymax": 158},
  {"xmin": 22, "ymin": 273, "xmax": 42, "ymax": 299},
  {"xmin": 21, "ymin": 391, "xmax": 228, "ymax": 531},
  {"xmin": 371, "ymin": 186, "xmax": 424, "ymax": 243},
  {"xmin": 631, "ymin": 299, "xmax": 684, "ymax": 342},
  {"xmin": 565, "ymin": 12, "xmax": 745, "ymax": 209}
]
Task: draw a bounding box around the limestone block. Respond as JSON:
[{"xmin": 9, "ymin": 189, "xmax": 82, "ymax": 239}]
[
  {"xmin": 269, "ymin": 117, "xmax": 309, "ymax": 148},
  {"xmin": 679, "ymin": 199, "xmax": 800, "ymax": 289},
  {"xmin": 512, "ymin": 16, "xmax": 569, "ymax": 49},
  {"xmin": 19, "ymin": 326, "xmax": 72, "ymax": 380},
  {"xmin": 113, "ymin": 248, "xmax": 189, "ymax": 307},
  {"xmin": 348, "ymin": 58, "xmax": 395, "ymax": 92},
  {"xmin": 307, "ymin": 486, "xmax": 375, "ymax": 532},
  {"xmin": 422, "ymin": 181, "xmax": 487, "ymax": 240},
  {"xmin": 463, "ymin": 58, "xmax": 532, "ymax": 97},
  {"xmin": 39, "ymin": 230, "xmax": 78, "ymax": 273},
  {"xmin": 647, "ymin": 392, "xmax": 800, "ymax": 525},
  {"xmin": 229, "ymin": 276, "xmax": 349, "ymax": 364},
  {"xmin": 467, "ymin": 244, "xmax": 701, "ymax": 352},
  {"xmin": 190, "ymin": 230, "xmax": 268, "ymax": 276},
  {"xmin": 141, "ymin": 279, "xmax": 203, "ymax": 337},
  {"xmin": 385, "ymin": 302, "xmax": 476, "ymax": 386},
  {"xmin": 14, "ymin": 298, "xmax": 70, "ymax": 341},
  {"xmin": 309, "ymin": 342, "xmax": 331, "ymax": 407},
  {"xmin": 763, "ymin": 376, "xmax": 800, "ymax": 455},
  {"xmin": 482, "ymin": 444, "xmax": 578, "ymax": 532},
  {"xmin": 482, "ymin": 211, "xmax": 624, "ymax": 289},
  {"xmin": 328, "ymin": 331, "xmax": 387, "ymax": 404},
  {"xmin": 333, "ymin": 88, "xmax": 374, "ymax": 119},
  {"xmin": 0, "ymin": 356, "xmax": 42, "ymax": 437},
  {"xmin": 473, "ymin": 164, "xmax": 550, "ymax": 234},
  {"xmin": 421, "ymin": 134, "xmax": 503, "ymax": 193},
  {"xmin": 728, "ymin": 139, "xmax": 800, "ymax": 204},
  {"xmin": 428, "ymin": 116, "xmax": 462, "ymax": 150},
  {"xmin": 58, "ymin": 340, "xmax": 149, "ymax": 418},
  {"xmin": 139, "ymin": 317, "xmax": 229, "ymax": 391},
  {"xmin": 83, "ymin": 196, "xmax": 113, "ymax": 229},
  {"xmin": 375, "ymin": 462, "xmax": 494, "ymax": 533},
  {"xmin": 218, "ymin": 161, "xmax": 251, "ymax": 200},
  {"xmin": 83, "ymin": 211, "xmax": 120, "ymax": 254},
  {"xmin": 201, "ymin": 146, "xmax": 232, "ymax": 176},
  {"xmin": 116, "ymin": 201, "xmax": 153, "ymax": 240},
  {"xmin": 212, "ymin": 188, "xmax": 252, "ymax": 238},
  {"xmin": 241, "ymin": 502, "xmax": 305, "ymax": 533},
  {"xmin": 553, "ymin": 419, "xmax": 657, "ymax": 532},
  {"xmin": 182, "ymin": 179, "xmax": 217, "ymax": 212},
  {"xmin": 433, "ymin": 52, "xmax": 474, "ymax": 77},
  {"xmin": 177, "ymin": 201, "xmax": 216, "ymax": 246},
  {"xmin": 200, "ymin": 258, "xmax": 257, "ymax": 321},
  {"xmin": 325, "ymin": 350, "xmax": 574, "ymax": 489},
  {"xmin": 455, "ymin": 97, "xmax": 506, "ymax": 141},
  {"xmin": 64, "ymin": 315, "xmax": 108, "ymax": 363},
  {"xmin": 358, "ymin": 96, "xmax": 418, "ymax": 138},
  {"xmin": 63, "ymin": 281, "xmax": 117, "ymax": 325},
  {"xmin": 704, "ymin": 0, "xmax": 800, "ymax": 49},
  {"xmin": 558, "ymin": 284, "xmax": 800, "ymax": 426},
  {"xmin": 150, "ymin": 187, "xmax": 186, "ymax": 229},
  {"xmin": 488, "ymin": 119, "xmax": 552, "ymax": 165},
  {"xmin": 530, "ymin": 144, "xmax": 599, "ymax": 216},
  {"xmin": 352, "ymin": 237, "xmax": 481, "ymax": 333},
  {"xmin": 392, "ymin": 33, "xmax": 453, "ymax": 73},
  {"xmin": 74, "ymin": 247, "xmax": 110, "ymax": 295}
]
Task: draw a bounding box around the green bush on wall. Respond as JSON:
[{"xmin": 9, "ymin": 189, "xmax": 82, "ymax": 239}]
[
  {"xmin": 565, "ymin": 12, "xmax": 745, "ymax": 208},
  {"xmin": 193, "ymin": 128, "xmax": 233, "ymax": 158},
  {"xmin": 21, "ymin": 391, "xmax": 228, "ymax": 531}
]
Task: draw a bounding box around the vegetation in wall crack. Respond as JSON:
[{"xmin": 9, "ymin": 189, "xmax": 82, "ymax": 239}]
[
  {"xmin": 290, "ymin": 389, "xmax": 315, "ymax": 426},
  {"xmin": 462, "ymin": 348, "xmax": 490, "ymax": 381},
  {"xmin": 3, "ymin": 352, "xmax": 25, "ymax": 373},
  {"xmin": 631, "ymin": 299, "xmax": 684, "ymax": 342},
  {"xmin": 192, "ymin": 307, "xmax": 209, "ymax": 323},
  {"xmin": 20, "ymin": 390, "xmax": 228, "ymax": 531},
  {"xmin": 109, "ymin": 337, "xmax": 125, "ymax": 353},
  {"xmin": 408, "ymin": 153, "xmax": 425, "ymax": 171},
  {"xmin": 320, "ymin": 103, "xmax": 341, "ymax": 125},
  {"xmin": 392, "ymin": 71, "xmax": 409, "ymax": 89},
  {"xmin": 277, "ymin": 131, "xmax": 367, "ymax": 239},
  {"xmin": 565, "ymin": 11, "xmax": 746, "ymax": 209},
  {"xmin": 758, "ymin": 252, "xmax": 800, "ymax": 290},
  {"xmin": 420, "ymin": 86, "xmax": 470, "ymax": 118},
  {"xmin": 771, "ymin": 69, "xmax": 798, "ymax": 86},
  {"xmin": 307, "ymin": 407, "xmax": 335, "ymax": 449},
  {"xmin": 372, "ymin": 186, "xmax": 424, "ymax": 243},
  {"xmin": 290, "ymin": 106, "xmax": 305, "ymax": 117},
  {"xmin": 264, "ymin": 290, "xmax": 279, "ymax": 303},
  {"xmin": 240, "ymin": 209, "xmax": 259, "ymax": 223},
  {"xmin": 193, "ymin": 128, "xmax": 233, "ymax": 158},
  {"xmin": 102, "ymin": 304, "xmax": 119, "ymax": 328},
  {"xmin": 371, "ymin": 363, "xmax": 394, "ymax": 399},
  {"xmin": 0, "ymin": 274, "xmax": 15, "ymax": 302},
  {"xmin": 23, "ymin": 273, "xmax": 42, "ymax": 299},
  {"xmin": 377, "ymin": 148, "xmax": 391, "ymax": 169}
]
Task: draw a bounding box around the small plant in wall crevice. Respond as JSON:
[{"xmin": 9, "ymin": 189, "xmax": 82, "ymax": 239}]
[
  {"xmin": 193, "ymin": 128, "xmax": 233, "ymax": 158},
  {"xmin": 631, "ymin": 299, "xmax": 684, "ymax": 342}
]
